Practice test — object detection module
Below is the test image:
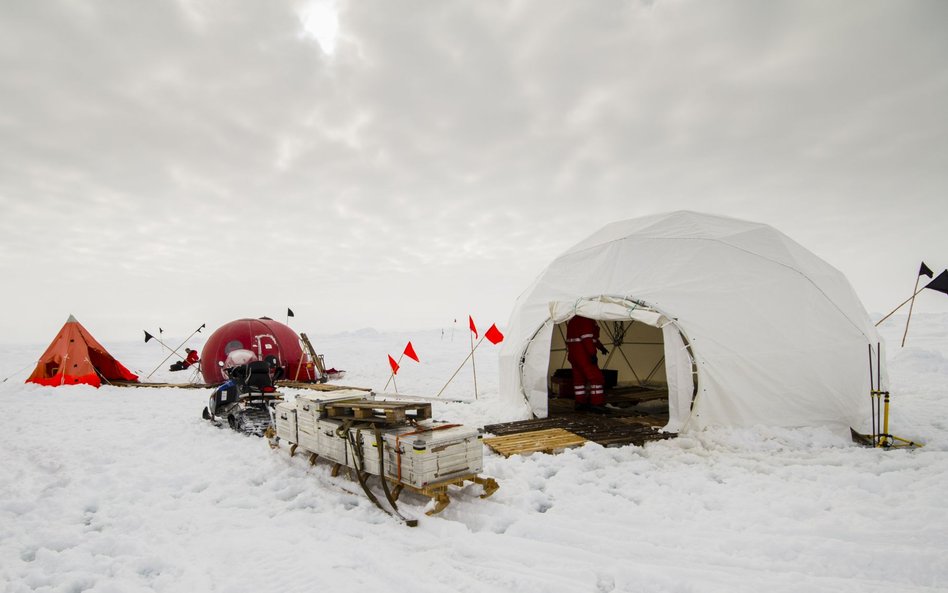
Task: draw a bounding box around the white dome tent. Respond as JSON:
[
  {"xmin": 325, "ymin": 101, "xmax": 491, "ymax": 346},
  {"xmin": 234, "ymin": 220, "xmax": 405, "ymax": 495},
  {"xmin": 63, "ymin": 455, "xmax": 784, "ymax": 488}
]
[{"xmin": 498, "ymin": 211, "xmax": 883, "ymax": 433}]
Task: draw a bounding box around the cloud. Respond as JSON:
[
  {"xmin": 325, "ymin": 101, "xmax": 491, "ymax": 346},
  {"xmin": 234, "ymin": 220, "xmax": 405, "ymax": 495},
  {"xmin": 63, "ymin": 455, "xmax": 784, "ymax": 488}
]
[{"xmin": 1, "ymin": 0, "xmax": 947, "ymax": 343}]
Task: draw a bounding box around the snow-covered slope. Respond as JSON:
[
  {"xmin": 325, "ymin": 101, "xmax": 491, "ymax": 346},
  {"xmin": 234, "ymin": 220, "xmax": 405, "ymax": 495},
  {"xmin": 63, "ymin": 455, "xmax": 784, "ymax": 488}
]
[{"xmin": 1, "ymin": 317, "xmax": 946, "ymax": 592}]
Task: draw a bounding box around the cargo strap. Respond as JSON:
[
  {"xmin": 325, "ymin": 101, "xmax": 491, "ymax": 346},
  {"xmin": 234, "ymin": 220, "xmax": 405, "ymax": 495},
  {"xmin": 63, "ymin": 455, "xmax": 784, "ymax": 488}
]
[{"xmin": 343, "ymin": 422, "xmax": 418, "ymax": 527}]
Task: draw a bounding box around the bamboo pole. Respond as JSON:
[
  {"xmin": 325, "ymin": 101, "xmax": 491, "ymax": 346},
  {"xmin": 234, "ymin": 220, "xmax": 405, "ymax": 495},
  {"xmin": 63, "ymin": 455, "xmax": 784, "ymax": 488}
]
[
  {"xmin": 900, "ymin": 275, "xmax": 923, "ymax": 347},
  {"xmin": 470, "ymin": 328, "xmax": 479, "ymax": 400},
  {"xmin": 875, "ymin": 285, "xmax": 926, "ymax": 327},
  {"xmin": 147, "ymin": 332, "xmax": 185, "ymax": 359},
  {"xmin": 436, "ymin": 337, "xmax": 485, "ymax": 398},
  {"xmin": 383, "ymin": 353, "xmax": 404, "ymax": 391},
  {"xmin": 146, "ymin": 323, "xmax": 205, "ymax": 379}
]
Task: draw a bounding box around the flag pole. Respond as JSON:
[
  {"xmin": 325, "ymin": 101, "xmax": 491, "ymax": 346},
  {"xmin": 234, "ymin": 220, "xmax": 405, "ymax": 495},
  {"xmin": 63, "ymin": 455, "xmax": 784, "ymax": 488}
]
[
  {"xmin": 146, "ymin": 323, "xmax": 206, "ymax": 379},
  {"xmin": 470, "ymin": 326, "xmax": 479, "ymax": 400},
  {"xmin": 900, "ymin": 274, "xmax": 924, "ymax": 347},
  {"xmin": 146, "ymin": 331, "xmax": 184, "ymax": 358},
  {"xmin": 436, "ymin": 337, "xmax": 485, "ymax": 398},
  {"xmin": 875, "ymin": 286, "xmax": 926, "ymax": 327},
  {"xmin": 383, "ymin": 353, "xmax": 404, "ymax": 391}
]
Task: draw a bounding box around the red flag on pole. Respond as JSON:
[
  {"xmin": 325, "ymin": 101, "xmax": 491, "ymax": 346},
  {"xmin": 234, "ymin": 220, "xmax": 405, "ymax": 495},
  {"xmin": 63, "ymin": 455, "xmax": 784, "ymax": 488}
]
[
  {"xmin": 485, "ymin": 323, "xmax": 504, "ymax": 345},
  {"xmin": 403, "ymin": 341, "xmax": 419, "ymax": 362},
  {"xmin": 388, "ymin": 355, "xmax": 400, "ymax": 375},
  {"xmin": 469, "ymin": 315, "xmax": 478, "ymax": 338}
]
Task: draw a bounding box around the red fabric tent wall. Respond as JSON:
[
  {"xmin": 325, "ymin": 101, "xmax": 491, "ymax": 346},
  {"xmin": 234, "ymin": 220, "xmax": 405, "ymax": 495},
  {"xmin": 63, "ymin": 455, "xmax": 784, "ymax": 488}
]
[
  {"xmin": 200, "ymin": 317, "xmax": 316, "ymax": 384},
  {"xmin": 27, "ymin": 315, "xmax": 139, "ymax": 388}
]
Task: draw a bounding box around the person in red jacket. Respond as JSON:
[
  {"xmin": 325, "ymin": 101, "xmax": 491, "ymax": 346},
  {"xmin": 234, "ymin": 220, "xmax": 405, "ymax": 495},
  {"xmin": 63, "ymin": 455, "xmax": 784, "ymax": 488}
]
[
  {"xmin": 169, "ymin": 348, "xmax": 201, "ymax": 372},
  {"xmin": 566, "ymin": 315, "xmax": 608, "ymax": 411}
]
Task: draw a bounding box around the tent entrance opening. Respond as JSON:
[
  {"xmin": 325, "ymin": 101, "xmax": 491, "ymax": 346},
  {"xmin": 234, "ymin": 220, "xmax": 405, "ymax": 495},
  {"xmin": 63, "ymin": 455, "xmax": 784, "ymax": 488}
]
[{"xmin": 547, "ymin": 318, "xmax": 669, "ymax": 424}]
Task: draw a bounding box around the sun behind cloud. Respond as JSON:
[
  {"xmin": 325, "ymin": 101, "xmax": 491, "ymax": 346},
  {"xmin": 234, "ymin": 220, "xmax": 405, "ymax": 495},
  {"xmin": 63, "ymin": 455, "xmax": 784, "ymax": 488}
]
[{"xmin": 299, "ymin": 0, "xmax": 339, "ymax": 54}]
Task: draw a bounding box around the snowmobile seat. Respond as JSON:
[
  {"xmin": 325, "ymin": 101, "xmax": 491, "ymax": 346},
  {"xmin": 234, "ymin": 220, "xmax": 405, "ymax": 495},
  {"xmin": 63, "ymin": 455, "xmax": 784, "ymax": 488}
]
[{"xmin": 243, "ymin": 361, "xmax": 277, "ymax": 392}]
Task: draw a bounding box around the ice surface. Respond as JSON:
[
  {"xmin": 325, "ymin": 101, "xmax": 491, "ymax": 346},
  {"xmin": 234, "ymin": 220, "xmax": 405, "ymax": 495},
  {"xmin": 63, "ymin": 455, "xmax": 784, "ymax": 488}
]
[{"xmin": 0, "ymin": 316, "xmax": 946, "ymax": 592}]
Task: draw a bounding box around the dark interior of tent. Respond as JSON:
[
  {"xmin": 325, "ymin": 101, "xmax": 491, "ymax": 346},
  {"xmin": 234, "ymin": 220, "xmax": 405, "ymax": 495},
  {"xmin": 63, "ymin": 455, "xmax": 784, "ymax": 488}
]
[{"xmin": 547, "ymin": 319, "xmax": 671, "ymax": 426}]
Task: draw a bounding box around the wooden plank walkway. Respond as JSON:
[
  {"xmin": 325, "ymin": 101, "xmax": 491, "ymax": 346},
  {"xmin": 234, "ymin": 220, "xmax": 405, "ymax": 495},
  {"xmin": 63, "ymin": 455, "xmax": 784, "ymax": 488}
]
[
  {"xmin": 483, "ymin": 428, "xmax": 587, "ymax": 457},
  {"xmin": 110, "ymin": 380, "xmax": 210, "ymax": 389},
  {"xmin": 112, "ymin": 380, "xmax": 372, "ymax": 392},
  {"xmin": 484, "ymin": 415, "xmax": 675, "ymax": 448},
  {"xmin": 277, "ymin": 381, "xmax": 372, "ymax": 393}
]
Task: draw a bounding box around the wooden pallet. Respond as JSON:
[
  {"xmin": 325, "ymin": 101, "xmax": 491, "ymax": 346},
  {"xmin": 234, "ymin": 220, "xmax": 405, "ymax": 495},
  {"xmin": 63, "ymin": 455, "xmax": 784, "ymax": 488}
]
[
  {"xmin": 324, "ymin": 400, "xmax": 432, "ymax": 424},
  {"xmin": 483, "ymin": 428, "xmax": 588, "ymax": 457},
  {"xmin": 277, "ymin": 381, "xmax": 372, "ymax": 393}
]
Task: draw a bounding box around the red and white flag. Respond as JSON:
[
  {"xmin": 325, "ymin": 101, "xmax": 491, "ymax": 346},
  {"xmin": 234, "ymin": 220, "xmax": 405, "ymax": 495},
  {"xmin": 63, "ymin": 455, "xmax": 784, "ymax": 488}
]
[
  {"xmin": 485, "ymin": 323, "xmax": 504, "ymax": 345},
  {"xmin": 388, "ymin": 354, "xmax": 400, "ymax": 375},
  {"xmin": 469, "ymin": 315, "xmax": 478, "ymax": 339},
  {"xmin": 403, "ymin": 341, "xmax": 419, "ymax": 362}
]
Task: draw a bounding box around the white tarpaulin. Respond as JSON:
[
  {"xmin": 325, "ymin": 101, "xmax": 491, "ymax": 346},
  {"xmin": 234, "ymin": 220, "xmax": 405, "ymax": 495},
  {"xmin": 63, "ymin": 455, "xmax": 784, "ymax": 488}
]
[{"xmin": 498, "ymin": 211, "xmax": 883, "ymax": 432}]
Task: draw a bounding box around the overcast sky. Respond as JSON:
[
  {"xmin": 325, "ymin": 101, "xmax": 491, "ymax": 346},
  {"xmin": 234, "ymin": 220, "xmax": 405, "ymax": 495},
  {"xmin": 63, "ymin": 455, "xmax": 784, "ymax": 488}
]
[{"xmin": 1, "ymin": 0, "xmax": 946, "ymax": 345}]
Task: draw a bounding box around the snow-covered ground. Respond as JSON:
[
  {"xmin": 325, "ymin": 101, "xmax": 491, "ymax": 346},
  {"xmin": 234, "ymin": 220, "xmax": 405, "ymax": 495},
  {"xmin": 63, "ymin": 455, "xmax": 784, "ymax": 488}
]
[{"xmin": 1, "ymin": 315, "xmax": 946, "ymax": 592}]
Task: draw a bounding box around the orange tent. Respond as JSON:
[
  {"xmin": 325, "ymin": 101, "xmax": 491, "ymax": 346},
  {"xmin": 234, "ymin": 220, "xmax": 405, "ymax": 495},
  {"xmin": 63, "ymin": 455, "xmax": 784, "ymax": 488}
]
[{"xmin": 27, "ymin": 315, "xmax": 139, "ymax": 387}]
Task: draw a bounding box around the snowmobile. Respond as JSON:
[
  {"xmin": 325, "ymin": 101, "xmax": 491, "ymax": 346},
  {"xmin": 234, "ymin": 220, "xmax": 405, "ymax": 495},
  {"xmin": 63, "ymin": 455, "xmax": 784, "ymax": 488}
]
[{"xmin": 202, "ymin": 350, "xmax": 284, "ymax": 436}]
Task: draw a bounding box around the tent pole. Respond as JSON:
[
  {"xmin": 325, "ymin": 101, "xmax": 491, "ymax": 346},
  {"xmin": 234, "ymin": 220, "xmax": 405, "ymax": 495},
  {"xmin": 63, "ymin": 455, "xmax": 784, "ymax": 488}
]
[
  {"xmin": 868, "ymin": 345, "xmax": 876, "ymax": 445},
  {"xmin": 900, "ymin": 275, "xmax": 923, "ymax": 347},
  {"xmin": 643, "ymin": 355, "xmax": 666, "ymax": 384},
  {"xmin": 555, "ymin": 322, "xmax": 570, "ymax": 370},
  {"xmin": 600, "ymin": 322, "xmax": 619, "ymax": 369},
  {"xmin": 877, "ymin": 343, "xmax": 882, "ymax": 391},
  {"xmin": 876, "ymin": 343, "xmax": 883, "ymax": 446}
]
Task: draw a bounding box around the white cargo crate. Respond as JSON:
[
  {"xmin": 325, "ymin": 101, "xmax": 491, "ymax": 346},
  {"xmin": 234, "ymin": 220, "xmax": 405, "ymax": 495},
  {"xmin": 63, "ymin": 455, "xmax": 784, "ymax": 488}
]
[
  {"xmin": 382, "ymin": 424, "xmax": 483, "ymax": 488},
  {"xmin": 343, "ymin": 425, "xmax": 414, "ymax": 476},
  {"xmin": 297, "ymin": 410, "xmax": 318, "ymax": 439},
  {"xmin": 297, "ymin": 430, "xmax": 319, "ymax": 455},
  {"xmin": 274, "ymin": 402, "xmax": 298, "ymax": 444},
  {"xmin": 315, "ymin": 418, "xmax": 350, "ymax": 466},
  {"xmin": 296, "ymin": 391, "xmax": 365, "ymax": 451}
]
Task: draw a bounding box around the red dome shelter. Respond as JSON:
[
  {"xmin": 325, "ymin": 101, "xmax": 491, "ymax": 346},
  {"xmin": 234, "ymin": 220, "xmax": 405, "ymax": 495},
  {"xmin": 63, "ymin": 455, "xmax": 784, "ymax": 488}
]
[{"xmin": 200, "ymin": 318, "xmax": 316, "ymax": 384}]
